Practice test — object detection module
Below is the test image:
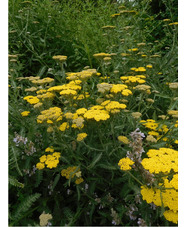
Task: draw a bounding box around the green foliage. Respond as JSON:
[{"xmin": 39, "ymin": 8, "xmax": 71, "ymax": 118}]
[
  {"xmin": 9, "ymin": 193, "xmax": 41, "ymax": 226},
  {"xmin": 9, "ymin": 176, "xmax": 24, "ymax": 188}
]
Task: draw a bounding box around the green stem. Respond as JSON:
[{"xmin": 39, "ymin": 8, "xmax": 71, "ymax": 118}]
[{"xmin": 126, "ymin": 171, "xmax": 143, "ymax": 186}]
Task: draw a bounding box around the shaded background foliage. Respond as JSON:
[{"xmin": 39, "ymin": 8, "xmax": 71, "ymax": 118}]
[{"xmin": 9, "ymin": 0, "xmax": 177, "ymax": 76}]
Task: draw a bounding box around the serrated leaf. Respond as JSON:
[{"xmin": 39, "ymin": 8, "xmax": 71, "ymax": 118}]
[
  {"xmin": 87, "ymin": 153, "xmax": 102, "ymax": 169},
  {"xmin": 37, "ymin": 66, "xmax": 47, "ymax": 77},
  {"xmin": 155, "ymin": 94, "xmax": 171, "ymax": 99},
  {"xmin": 9, "ymin": 176, "xmax": 24, "ymax": 188},
  {"xmin": 98, "ymin": 163, "xmax": 117, "ymax": 170},
  {"xmin": 10, "ymin": 193, "xmax": 41, "ymax": 222},
  {"xmin": 52, "ymin": 173, "xmax": 60, "ymax": 190}
]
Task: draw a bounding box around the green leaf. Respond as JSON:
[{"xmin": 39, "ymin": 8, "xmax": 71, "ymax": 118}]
[
  {"xmin": 52, "ymin": 173, "xmax": 60, "ymax": 190},
  {"xmin": 98, "ymin": 163, "xmax": 117, "ymax": 170},
  {"xmin": 35, "ymin": 169, "xmax": 43, "ymax": 187},
  {"xmin": 155, "ymin": 94, "xmax": 171, "ymax": 99},
  {"xmin": 11, "ymin": 147, "xmax": 22, "ymax": 176},
  {"xmin": 9, "ymin": 176, "xmax": 24, "ymax": 188},
  {"xmin": 87, "ymin": 153, "xmax": 103, "ymax": 169},
  {"xmin": 37, "ymin": 66, "xmax": 47, "ymax": 78},
  {"xmin": 10, "ymin": 193, "xmax": 41, "ymax": 223}
]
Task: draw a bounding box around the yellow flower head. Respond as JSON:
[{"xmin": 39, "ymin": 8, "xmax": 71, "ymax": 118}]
[
  {"xmin": 93, "ymin": 53, "xmax": 111, "ymax": 59},
  {"xmin": 77, "ymin": 133, "xmax": 87, "ymax": 142},
  {"xmin": 36, "ymin": 162, "xmax": 45, "ymax": 170},
  {"xmin": 141, "ymin": 148, "xmax": 178, "ymax": 174},
  {"xmin": 21, "ymin": 111, "xmax": 30, "ymax": 117},
  {"xmin": 45, "ymin": 146, "xmax": 54, "ymax": 153},
  {"xmin": 118, "ymin": 136, "xmax": 130, "ymax": 144},
  {"xmin": 118, "ymin": 157, "xmax": 134, "ymax": 171},
  {"xmin": 52, "ymin": 55, "xmax": 67, "ymax": 62}
]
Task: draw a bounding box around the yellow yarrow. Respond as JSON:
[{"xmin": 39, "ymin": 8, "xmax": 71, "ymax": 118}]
[
  {"xmin": 21, "ymin": 111, "xmax": 30, "ymax": 117},
  {"xmin": 23, "ymin": 95, "xmax": 40, "ymax": 105},
  {"xmin": 37, "ymin": 107, "xmax": 62, "ymax": 124},
  {"xmin": 32, "ymin": 77, "xmax": 54, "ymax": 85},
  {"xmin": 118, "ymin": 157, "xmax": 134, "ymax": 171},
  {"xmin": 61, "ymin": 166, "xmax": 79, "ymax": 179},
  {"xmin": 121, "ymin": 89, "xmax": 132, "ymax": 96},
  {"xmin": 52, "ymin": 55, "xmax": 67, "ymax": 62},
  {"xmin": 93, "ymin": 53, "xmax": 111, "ymax": 59},
  {"xmin": 45, "ymin": 146, "xmax": 54, "ymax": 153},
  {"xmin": 118, "ymin": 136, "xmax": 130, "ymax": 144},
  {"xmin": 141, "ymin": 148, "xmax": 178, "ymax": 174},
  {"xmin": 59, "ymin": 122, "xmax": 69, "ymax": 132},
  {"xmin": 163, "ymin": 210, "xmax": 178, "ymax": 224},
  {"xmin": 75, "ymin": 177, "xmax": 84, "ymax": 184},
  {"xmin": 77, "ymin": 133, "xmax": 87, "ymax": 142},
  {"xmin": 110, "ymin": 84, "xmax": 128, "ymax": 94},
  {"xmin": 36, "ymin": 162, "xmax": 45, "ymax": 170},
  {"xmin": 84, "ymin": 109, "xmax": 110, "ymax": 122}
]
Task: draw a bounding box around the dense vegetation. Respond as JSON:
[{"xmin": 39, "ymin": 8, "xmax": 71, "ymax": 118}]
[{"xmin": 9, "ymin": 0, "xmax": 178, "ymax": 226}]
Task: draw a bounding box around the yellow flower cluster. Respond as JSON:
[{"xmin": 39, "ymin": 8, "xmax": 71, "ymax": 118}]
[
  {"xmin": 163, "ymin": 210, "xmax": 178, "ymax": 224},
  {"xmin": 120, "ymin": 75, "xmax": 146, "ymax": 84},
  {"xmin": 128, "ymin": 48, "xmax": 138, "ymax": 52},
  {"xmin": 118, "ymin": 157, "xmax": 134, "ymax": 171},
  {"xmin": 37, "ymin": 107, "xmax": 62, "ymax": 124},
  {"xmin": 45, "ymin": 146, "xmax": 54, "ymax": 152},
  {"xmin": 134, "ymin": 67, "xmax": 146, "ymax": 72},
  {"xmin": 93, "ymin": 53, "xmax": 111, "ymax": 59},
  {"xmin": 110, "ymin": 84, "xmax": 128, "ymax": 93},
  {"xmin": 60, "ymin": 89, "xmax": 77, "ymax": 96},
  {"xmin": 76, "ymin": 133, "xmax": 87, "ymax": 141},
  {"xmin": 21, "ymin": 111, "xmax": 30, "ymax": 117},
  {"xmin": 140, "ymin": 119, "xmax": 177, "ymax": 145},
  {"xmin": 133, "ymin": 84, "xmax": 151, "ymax": 94},
  {"xmin": 39, "ymin": 212, "xmax": 52, "ymax": 227},
  {"xmin": 36, "ymin": 89, "xmax": 47, "ymax": 94},
  {"xmin": 97, "ymin": 83, "xmax": 113, "ymax": 93},
  {"xmin": 52, "ymin": 55, "xmax": 67, "ymax": 62},
  {"xmin": 131, "ymin": 112, "xmax": 142, "ymax": 119},
  {"xmin": 168, "ymin": 82, "xmax": 178, "ymax": 90},
  {"xmin": 84, "ymin": 108, "xmax": 110, "ymax": 121},
  {"xmin": 24, "ymin": 88, "xmax": 55, "ymax": 106},
  {"xmin": 23, "ymin": 95, "xmax": 40, "ymax": 105},
  {"xmin": 73, "ymin": 92, "xmax": 90, "ymax": 100},
  {"xmin": 101, "ymin": 100, "xmax": 126, "ymax": 113},
  {"xmin": 167, "ymin": 110, "xmax": 178, "ymax": 118},
  {"xmin": 146, "ymin": 64, "xmax": 152, "ymax": 68},
  {"xmin": 36, "ymin": 149, "xmax": 61, "ymax": 169},
  {"xmin": 141, "ymin": 171, "xmax": 178, "ymax": 224},
  {"xmin": 31, "ymin": 77, "xmax": 54, "ymax": 85},
  {"xmin": 169, "ymin": 22, "xmax": 178, "ymax": 26},
  {"xmin": 61, "ymin": 166, "xmax": 84, "ymax": 184},
  {"xmin": 72, "ymin": 117, "xmax": 84, "ymax": 129},
  {"xmin": 66, "ymin": 69, "xmax": 97, "ymax": 81},
  {"xmin": 140, "ymin": 119, "xmax": 159, "ymax": 130},
  {"xmin": 141, "ymin": 148, "xmax": 178, "ymax": 174},
  {"xmin": 25, "ymin": 87, "xmax": 37, "ymax": 92},
  {"xmin": 37, "ymin": 92, "xmax": 55, "ymax": 101},
  {"xmin": 146, "ymin": 135, "xmax": 157, "ymax": 143},
  {"xmin": 118, "ymin": 136, "xmax": 130, "ymax": 144},
  {"xmin": 59, "ymin": 122, "xmax": 69, "ymax": 131},
  {"xmin": 97, "ymin": 83, "xmax": 133, "ymax": 97}
]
